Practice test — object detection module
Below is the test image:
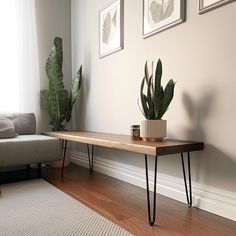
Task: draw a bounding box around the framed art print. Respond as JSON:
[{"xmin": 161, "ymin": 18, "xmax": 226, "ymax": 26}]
[
  {"xmin": 199, "ymin": 0, "xmax": 235, "ymax": 14},
  {"xmin": 99, "ymin": 0, "xmax": 124, "ymax": 58},
  {"xmin": 142, "ymin": 0, "xmax": 185, "ymax": 38}
]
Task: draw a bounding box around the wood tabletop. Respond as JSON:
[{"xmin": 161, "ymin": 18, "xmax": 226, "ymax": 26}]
[{"xmin": 43, "ymin": 131, "xmax": 204, "ymax": 156}]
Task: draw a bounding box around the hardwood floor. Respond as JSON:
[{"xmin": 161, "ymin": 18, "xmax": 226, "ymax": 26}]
[{"xmin": 42, "ymin": 164, "xmax": 236, "ymax": 236}]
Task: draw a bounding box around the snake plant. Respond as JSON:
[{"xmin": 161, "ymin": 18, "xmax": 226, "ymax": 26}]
[
  {"xmin": 140, "ymin": 59, "xmax": 175, "ymax": 120},
  {"xmin": 40, "ymin": 37, "xmax": 82, "ymax": 131}
]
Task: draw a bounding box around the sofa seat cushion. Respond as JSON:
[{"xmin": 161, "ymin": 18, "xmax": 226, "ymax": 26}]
[{"xmin": 0, "ymin": 135, "xmax": 61, "ymax": 168}]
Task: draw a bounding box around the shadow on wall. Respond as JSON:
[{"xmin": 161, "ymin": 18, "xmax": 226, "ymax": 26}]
[
  {"xmin": 197, "ymin": 145, "xmax": 236, "ymax": 192},
  {"xmin": 182, "ymin": 91, "xmax": 215, "ymax": 141},
  {"xmin": 182, "ymin": 92, "xmax": 236, "ymax": 192}
]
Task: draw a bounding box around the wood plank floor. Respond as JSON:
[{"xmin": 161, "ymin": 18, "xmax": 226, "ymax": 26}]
[{"xmin": 42, "ymin": 164, "xmax": 236, "ymax": 236}]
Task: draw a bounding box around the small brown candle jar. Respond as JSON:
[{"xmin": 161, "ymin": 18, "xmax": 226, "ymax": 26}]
[{"xmin": 130, "ymin": 125, "xmax": 140, "ymax": 140}]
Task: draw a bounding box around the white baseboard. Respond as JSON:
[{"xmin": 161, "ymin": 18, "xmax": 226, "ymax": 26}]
[{"xmin": 70, "ymin": 150, "xmax": 236, "ymax": 222}]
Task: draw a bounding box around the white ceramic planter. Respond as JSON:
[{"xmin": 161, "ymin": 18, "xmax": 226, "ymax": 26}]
[{"xmin": 140, "ymin": 120, "xmax": 167, "ymax": 142}]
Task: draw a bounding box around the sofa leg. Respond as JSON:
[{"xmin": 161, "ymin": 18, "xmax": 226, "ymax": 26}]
[
  {"xmin": 38, "ymin": 163, "xmax": 41, "ymax": 178},
  {"xmin": 27, "ymin": 164, "xmax": 30, "ymax": 179}
]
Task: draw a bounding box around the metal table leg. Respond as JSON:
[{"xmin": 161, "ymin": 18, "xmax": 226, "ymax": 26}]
[
  {"xmin": 145, "ymin": 154, "xmax": 158, "ymax": 226},
  {"xmin": 181, "ymin": 152, "xmax": 192, "ymax": 207},
  {"xmin": 61, "ymin": 139, "xmax": 68, "ymax": 179},
  {"xmin": 87, "ymin": 144, "xmax": 94, "ymax": 174}
]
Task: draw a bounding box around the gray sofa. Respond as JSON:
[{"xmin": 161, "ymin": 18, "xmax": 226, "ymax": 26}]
[{"xmin": 0, "ymin": 113, "xmax": 61, "ymax": 171}]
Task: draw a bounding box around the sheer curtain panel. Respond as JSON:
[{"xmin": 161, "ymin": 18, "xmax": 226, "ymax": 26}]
[{"xmin": 0, "ymin": 0, "xmax": 40, "ymax": 116}]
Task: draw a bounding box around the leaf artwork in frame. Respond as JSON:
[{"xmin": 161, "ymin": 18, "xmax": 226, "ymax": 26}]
[
  {"xmin": 99, "ymin": 0, "xmax": 124, "ymax": 58},
  {"xmin": 102, "ymin": 9, "xmax": 117, "ymax": 44},
  {"xmin": 142, "ymin": 0, "xmax": 185, "ymax": 38},
  {"xmin": 149, "ymin": 0, "xmax": 174, "ymax": 24}
]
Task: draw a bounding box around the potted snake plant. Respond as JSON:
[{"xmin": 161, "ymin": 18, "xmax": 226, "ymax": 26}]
[
  {"xmin": 40, "ymin": 37, "xmax": 82, "ymax": 131},
  {"xmin": 140, "ymin": 59, "xmax": 175, "ymax": 141}
]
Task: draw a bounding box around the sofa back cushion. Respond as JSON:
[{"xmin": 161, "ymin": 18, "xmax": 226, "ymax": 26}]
[
  {"xmin": 0, "ymin": 113, "xmax": 36, "ymax": 135},
  {"xmin": 0, "ymin": 117, "xmax": 16, "ymax": 138},
  {"xmin": 11, "ymin": 113, "xmax": 36, "ymax": 134}
]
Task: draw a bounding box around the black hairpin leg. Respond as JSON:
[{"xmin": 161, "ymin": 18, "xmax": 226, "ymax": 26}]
[
  {"xmin": 145, "ymin": 154, "xmax": 158, "ymax": 226},
  {"xmin": 181, "ymin": 152, "xmax": 192, "ymax": 207},
  {"xmin": 61, "ymin": 139, "xmax": 68, "ymax": 179},
  {"xmin": 38, "ymin": 163, "xmax": 41, "ymax": 178},
  {"xmin": 87, "ymin": 144, "xmax": 94, "ymax": 174}
]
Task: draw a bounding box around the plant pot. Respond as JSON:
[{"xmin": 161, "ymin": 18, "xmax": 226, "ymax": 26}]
[
  {"xmin": 140, "ymin": 120, "xmax": 167, "ymax": 142},
  {"xmin": 48, "ymin": 149, "xmax": 71, "ymax": 168}
]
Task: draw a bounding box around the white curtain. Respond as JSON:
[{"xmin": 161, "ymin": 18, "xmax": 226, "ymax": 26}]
[{"xmin": 0, "ymin": 0, "xmax": 40, "ymax": 116}]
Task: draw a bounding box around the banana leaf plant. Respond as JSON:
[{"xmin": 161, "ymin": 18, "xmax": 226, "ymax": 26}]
[
  {"xmin": 40, "ymin": 37, "xmax": 82, "ymax": 131},
  {"xmin": 140, "ymin": 59, "xmax": 175, "ymax": 120}
]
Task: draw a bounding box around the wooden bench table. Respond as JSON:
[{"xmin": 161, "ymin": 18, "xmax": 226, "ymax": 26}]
[{"xmin": 44, "ymin": 131, "xmax": 204, "ymax": 226}]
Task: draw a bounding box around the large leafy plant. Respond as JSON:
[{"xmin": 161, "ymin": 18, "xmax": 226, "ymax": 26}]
[
  {"xmin": 140, "ymin": 59, "xmax": 175, "ymax": 120},
  {"xmin": 40, "ymin": 37, "xmax": 82, "ymax": 131}
]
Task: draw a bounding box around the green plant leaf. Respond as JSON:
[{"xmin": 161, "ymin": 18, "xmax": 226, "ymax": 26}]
[
  {"xmin": 142, "ymin": 94, "xmax": 149, "ymax": 119},
  {"xmin": 58, "ymin": 89, "xmax": 69, "ymax": 122},
  {"xmin": 154, "ymin": 59, "xmax": 162, "ymax": 97},
  {"xmin": 147, "ymin": 75, "xmax": 154, "ymax": 119},
  {"xmin": 140, "ymin": 77, "xmax": 149, "ymax": 119},
  {"xmin": 144, "ymin": 61, "xmax": 149, "ymax": 84},
  {"xmin": 154, "ymin": 85, "xmax": 164, "ymax": 119},
  {"xmin": 45, "ymin": 37, "xmax": 64, "ymax": 89},
  {"xmin": 71, "ymin": 65, "xmax": 82, "ymax": 104},
  {"xmin": 40, "ymin": 90, "xmax": 50, "ymax": 113},
  {"xmin": 158, "ymin": 79, "xmax": 175, "ymax": 119}
]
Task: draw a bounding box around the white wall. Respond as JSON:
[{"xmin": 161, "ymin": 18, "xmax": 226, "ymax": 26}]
[
  {"xmin": 35, "ymin": 0, "xmax": 71, "ymax": 130},
  {"xmin": 71, "ymin": 0, "xmax": 236, "ymax": 195}
]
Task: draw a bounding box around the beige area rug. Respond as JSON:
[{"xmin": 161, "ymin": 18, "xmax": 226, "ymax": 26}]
[{"xmin": 0, "ymin": 179, "xmax": 133, "ymax": 236}]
